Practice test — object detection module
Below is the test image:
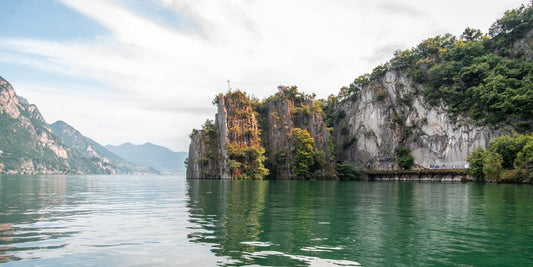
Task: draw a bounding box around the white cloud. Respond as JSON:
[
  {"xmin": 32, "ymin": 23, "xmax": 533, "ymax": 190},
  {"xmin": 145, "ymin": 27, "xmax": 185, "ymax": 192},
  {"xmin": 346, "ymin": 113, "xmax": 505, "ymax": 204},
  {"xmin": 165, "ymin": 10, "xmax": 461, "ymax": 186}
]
[{"xmin": 0, "ymin": 0, "xmax": 529, "ymax": 151}]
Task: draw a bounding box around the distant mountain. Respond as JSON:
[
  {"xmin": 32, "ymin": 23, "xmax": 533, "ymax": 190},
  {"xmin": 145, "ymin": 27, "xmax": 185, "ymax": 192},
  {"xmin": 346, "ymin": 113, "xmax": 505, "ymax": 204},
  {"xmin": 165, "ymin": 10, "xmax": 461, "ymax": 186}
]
[
  {"xmin": 106, "ymin": 142, "xmax": 186, "ymax": 174},
  {"xmin": 0, "ymin": 76, "xmax": 123, "ymax": 174},
  {"xmin": 49, "ymin": 121, "xmax": 154, "ymax": 174}
]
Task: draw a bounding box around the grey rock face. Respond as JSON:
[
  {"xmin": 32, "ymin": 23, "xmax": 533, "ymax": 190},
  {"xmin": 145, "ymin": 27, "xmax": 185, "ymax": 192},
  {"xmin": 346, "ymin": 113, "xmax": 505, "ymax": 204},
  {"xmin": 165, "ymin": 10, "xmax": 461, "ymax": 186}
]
[{"xmin": 334, "ymin": 70, "xmax": 511, "ymax": 170}]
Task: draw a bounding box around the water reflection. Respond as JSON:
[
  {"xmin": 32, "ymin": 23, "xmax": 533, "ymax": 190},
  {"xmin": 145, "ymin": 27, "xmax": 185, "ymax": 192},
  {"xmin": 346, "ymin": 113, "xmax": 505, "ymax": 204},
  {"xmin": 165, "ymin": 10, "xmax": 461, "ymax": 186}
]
[
  {"xmin": 186, "ymin": 180, "xmax": 361, "ymax": 266},
  {"xmin": 187, "ymin": 180, "xmax": 533, "ymax": 266},
  {"xmin": 1, "ymin": 175, "xmax": 532, "ymax": 265},
  {"xmin": 0, "ymin": 174, "xmax": 197, "ymax": 265}
]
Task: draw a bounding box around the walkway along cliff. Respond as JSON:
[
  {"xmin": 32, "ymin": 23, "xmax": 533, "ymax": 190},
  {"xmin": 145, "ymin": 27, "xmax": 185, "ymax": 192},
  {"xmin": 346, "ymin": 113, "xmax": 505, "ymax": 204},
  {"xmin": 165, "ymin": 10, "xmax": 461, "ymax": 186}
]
[
  {"xmin": 186, "ymin": 80, "xmax": 513, "ymax": 180},
  {"xmin": 187, "ymin": 6, "xmax": 532, "ymax": 180}
]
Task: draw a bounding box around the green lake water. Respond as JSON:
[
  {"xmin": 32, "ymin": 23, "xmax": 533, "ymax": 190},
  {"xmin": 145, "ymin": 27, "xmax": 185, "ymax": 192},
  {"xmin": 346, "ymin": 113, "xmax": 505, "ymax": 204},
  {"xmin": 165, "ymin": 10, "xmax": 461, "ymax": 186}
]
[{"xmin": 0, "ymin": 175, "xmax": 532, "ymax": 266}]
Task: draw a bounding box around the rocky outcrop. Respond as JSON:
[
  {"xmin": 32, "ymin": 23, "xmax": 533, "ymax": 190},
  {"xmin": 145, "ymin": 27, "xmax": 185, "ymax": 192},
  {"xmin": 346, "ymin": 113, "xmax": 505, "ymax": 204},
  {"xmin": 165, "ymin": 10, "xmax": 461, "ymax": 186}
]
[
  {"xmin": 187, "ymin": 73, "xmax": 520, "ymax": 178},
  {"xmin": 259, "ymin": 88, "xmax": 335, "ymax": 179},
  {"xmin": 187, "ymin": 88, "xmax": 336, "ymax": 180},
  {"xmin": 188, "ymin": 6, "xmax": 532, "ymax": 178},
  {"xmin": 215, "ymin": 96, "xmax": 231, "ymax": 179},
  {"xmin": 333, "ymin": 70, "xmax": 512, "ymax": 170},
  {"xmin": 188, "ymin": 91, "xmax": 265, "ymax": 179},
  {"xmin": 511, "ymin": 28, "xmax": 533, "ymax": 61}
]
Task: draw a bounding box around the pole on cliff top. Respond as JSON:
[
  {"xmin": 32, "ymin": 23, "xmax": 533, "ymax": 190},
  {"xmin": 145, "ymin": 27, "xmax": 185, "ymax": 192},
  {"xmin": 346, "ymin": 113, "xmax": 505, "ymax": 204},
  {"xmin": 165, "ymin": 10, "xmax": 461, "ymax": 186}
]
[{"xmin": 227, "ymin": 79, "xmax": 230, "ymax": 91}]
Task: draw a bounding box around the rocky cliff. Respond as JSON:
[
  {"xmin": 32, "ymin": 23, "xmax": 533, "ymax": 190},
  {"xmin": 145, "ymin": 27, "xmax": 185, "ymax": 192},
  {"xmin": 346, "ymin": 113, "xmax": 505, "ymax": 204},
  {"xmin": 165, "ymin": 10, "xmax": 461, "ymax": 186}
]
[
  {"xmin": 258, "ymin": 87, "xmax": 335, "ymax": 179},
  {"xmin": 187, "ymin": 5, "xmax": 531, "ymax": 179},
  {"xmin": 332, "ymin": 70, "xmax": 512, "ymax": 171},
  {"xmin": 188, "ymin": 91, "xmax": 265, "ymax": 179},
  {"xmin": 187, "ymin": 73, "xmax": 516, "ymax": 179},
  {"xmin": 187, "ymin": 88, "xmax": 336, "ymax": 179},
  {"xmin": 0, "ymin": 76, "xmax": 137, "ymax": 174}
]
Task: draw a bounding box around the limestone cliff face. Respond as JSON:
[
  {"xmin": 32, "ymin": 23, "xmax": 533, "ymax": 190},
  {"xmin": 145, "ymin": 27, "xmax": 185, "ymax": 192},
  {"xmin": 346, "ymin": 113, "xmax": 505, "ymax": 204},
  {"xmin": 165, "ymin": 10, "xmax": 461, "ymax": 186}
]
[
  {"xmin": 334, "ymin": 70, "xmax": 512, "ymax": 170},
  {"xmin": 259, "ymin": 89, "xmax": 335, "ymax": 179},
  {"xmin": 187, "ymin": 88, "xmax": 335, "ymax": 179},
  {"xmin": 187, "ymin": 75, "xmax": 515, "ymax": 178},
  {"xmin": 216, "ymin": 96, "xmax": 231, "ymax": 179},
  {"xmin": 188, "ymin": 91, "xmax": 265, "ymax": 179}
]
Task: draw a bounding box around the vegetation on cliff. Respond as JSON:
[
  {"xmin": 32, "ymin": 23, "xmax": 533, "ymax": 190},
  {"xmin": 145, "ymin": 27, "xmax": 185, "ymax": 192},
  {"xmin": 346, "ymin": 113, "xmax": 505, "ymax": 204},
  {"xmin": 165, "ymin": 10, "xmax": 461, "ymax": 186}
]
[
  {"xmin": 188, "ymin": 4, "xmax": 532, "ymax": 179},
  {"xmin": 290, "ymin": 128, "xmax": 327, "ymax": 179},
  {"xmin": 395, "ymin": 147, "xmax": 414, "ymax": 170},
  {"xmin": 0, "ymin": 112, "xmax": 68, "ymax": 172},
  {"xmin": 467, "ymin": 133, "xmax": 533, "ymax": 182},
  {"xmin": 342, "ymin": 4, "xmax": 532, "ymax": 131},
  {"xmin": 259, "ymin": 86, "xmax": 335, "ymax": 179},
  {"xmin": 217, "ymin": 91, "xmax": 269, "ymax": 179},
  {"xmin": 189, "ymin": 88, "xmax": 336, "ymax": 180}
]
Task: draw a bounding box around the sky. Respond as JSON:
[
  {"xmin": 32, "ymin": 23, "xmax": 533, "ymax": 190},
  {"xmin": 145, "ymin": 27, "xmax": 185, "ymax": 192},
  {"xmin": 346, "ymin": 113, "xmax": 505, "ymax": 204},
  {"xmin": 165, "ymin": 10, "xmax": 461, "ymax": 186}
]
[{"xmin": 0, "ymin": 0, "xmax": 529, "ymax": 152}]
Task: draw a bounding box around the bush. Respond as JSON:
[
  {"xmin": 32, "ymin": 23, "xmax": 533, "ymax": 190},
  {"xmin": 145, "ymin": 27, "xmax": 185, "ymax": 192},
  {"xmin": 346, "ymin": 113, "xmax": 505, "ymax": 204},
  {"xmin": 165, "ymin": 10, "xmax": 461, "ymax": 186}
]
[
  {"xmin": 375, "ymin": 91, "xmax": 386, "ymax": 101},
  {"xmin": 467, "ymin": 147, "xmax": 486, "ymax": 179},
  {"xmin": 514, "ymin": 140, "xmax": 533, "ymax": 178},
  {"xmin": 291, "ymin": 128, "xmax": 316, "ymax": 179},
  {"xmin": 341, "ymin": 125, "xmax": 349, "ymax": 135},
  {"xmin": 395, "ymin": 147, "xmax": 414, "ymax": 170},
  {"xmin": 336, "ymin": 161, "xmax": 362, "ymax": 180},
  {"xmin": 482, "ymin": 150, "xmax": 503, "ymax": 180},
  {"xmin": 467, "ymin": 134, "xmax": 533, "ymax": 181}
]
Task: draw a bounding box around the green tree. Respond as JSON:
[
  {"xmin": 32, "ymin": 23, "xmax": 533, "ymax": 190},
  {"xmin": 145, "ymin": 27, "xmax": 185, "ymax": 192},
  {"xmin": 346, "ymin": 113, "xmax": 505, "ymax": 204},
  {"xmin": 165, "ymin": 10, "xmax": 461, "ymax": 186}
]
[
  {"xmin": 488, "ymin": 135, "xmax": 519, "ymax": 169},
  {"xmin": 336, "ymin": 161, "xmax": 362, "ymax": 180},
  {"xmin": 395, "ymin": 147, "xmax": 414, "ymax": 170},
  {"xmin": 514, "ymin": 140, "xmax": 533, "ymax": 177},
  {"xmin": 467, "ymin": 147, "xmax": 486, "ymax": 179},
  {"xmin": 489, "ymin": 4, "xmax": 533, "ymax": 47},
  {"xmin": 290, "ymin": 128, "xmax": 315, "ymax": 179},
  {"xmin": 482, "ymin": 151, "xmax": 503, "ymax": 180},
  {"xmin": 461, "ymin": 27, "xmax": 483, "ymax": 42}
]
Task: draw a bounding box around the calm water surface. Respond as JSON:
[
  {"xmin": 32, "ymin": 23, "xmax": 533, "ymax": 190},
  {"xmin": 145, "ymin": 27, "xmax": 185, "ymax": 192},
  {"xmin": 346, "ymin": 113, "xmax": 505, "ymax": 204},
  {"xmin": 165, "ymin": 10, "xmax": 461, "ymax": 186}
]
[{"xmin": 0, "ymin": 175, "xmax": 532, "ymax": 266}]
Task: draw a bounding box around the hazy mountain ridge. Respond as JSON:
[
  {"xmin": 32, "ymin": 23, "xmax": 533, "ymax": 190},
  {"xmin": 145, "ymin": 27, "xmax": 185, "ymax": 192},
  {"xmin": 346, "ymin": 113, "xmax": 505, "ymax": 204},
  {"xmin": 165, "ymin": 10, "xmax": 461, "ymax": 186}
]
[
  {"xmin": 106, "ymin": 143, "xmax": 187, "ymax": 174},
  {"xmin": 49, "ymin": 121, "xmax": 152, "ymax": 174}
]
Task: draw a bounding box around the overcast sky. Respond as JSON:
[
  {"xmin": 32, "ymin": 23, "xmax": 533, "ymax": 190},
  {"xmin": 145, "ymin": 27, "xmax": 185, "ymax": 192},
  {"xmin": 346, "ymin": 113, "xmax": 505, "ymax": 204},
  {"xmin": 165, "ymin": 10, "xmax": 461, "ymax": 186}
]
[{"xmin": 0, "ymin": 0, "xmax": 528, "ymax": 151}]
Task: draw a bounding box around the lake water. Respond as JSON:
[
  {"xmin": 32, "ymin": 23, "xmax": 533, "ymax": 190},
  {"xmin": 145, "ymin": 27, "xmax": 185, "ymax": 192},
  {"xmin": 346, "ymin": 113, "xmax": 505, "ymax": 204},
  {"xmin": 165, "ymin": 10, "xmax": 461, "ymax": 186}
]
[{"xmin": 0, "ymin": 175, "xmax": 532, "ymax": 266}]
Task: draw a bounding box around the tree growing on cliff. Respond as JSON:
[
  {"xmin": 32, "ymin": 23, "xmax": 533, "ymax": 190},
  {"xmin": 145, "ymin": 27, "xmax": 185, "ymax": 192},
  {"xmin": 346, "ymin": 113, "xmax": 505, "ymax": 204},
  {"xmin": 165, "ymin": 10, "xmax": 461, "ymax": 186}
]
[
  {"xmin": 395, "ymin": 147, "xmax": 414, "ymax": 170},
  {"xmin": 336, "ymin": 161, "xmax": 362, "ymax": 180},
  {"xmin": 220, "ymin": 90, "xmax": 269, "ymax": 180},
  {"xmin": 290, "ymin": 128, "xmax": 316, "ymax": 179},
  {"xmin": 342, "ymin": 4, "xmax": 533, "ymax": 131}
]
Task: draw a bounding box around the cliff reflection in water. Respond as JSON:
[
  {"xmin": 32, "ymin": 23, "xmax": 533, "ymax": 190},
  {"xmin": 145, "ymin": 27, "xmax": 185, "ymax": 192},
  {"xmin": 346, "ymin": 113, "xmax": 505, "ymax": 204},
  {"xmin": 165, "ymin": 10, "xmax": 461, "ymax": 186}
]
[
  {"xmin": 186, "ymin": 179, "xmax": 363, "ymax": 266},
  {"xmin": 186, "ymin": 180, "xmax": 533, "ymax": 266}
]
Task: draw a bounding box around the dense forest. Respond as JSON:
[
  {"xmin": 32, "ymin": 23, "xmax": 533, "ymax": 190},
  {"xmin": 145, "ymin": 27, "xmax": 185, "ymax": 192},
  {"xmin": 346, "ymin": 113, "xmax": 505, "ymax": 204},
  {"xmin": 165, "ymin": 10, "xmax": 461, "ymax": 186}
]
[{"xmin": 334, "ymin": 4, "xmax": 532, "ymax": 130}]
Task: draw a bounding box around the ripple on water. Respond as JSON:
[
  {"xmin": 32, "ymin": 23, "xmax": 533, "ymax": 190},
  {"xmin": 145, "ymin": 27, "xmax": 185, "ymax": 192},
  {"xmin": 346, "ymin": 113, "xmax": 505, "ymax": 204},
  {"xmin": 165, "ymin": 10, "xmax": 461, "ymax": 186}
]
[
  {"xmin": 240, "ymin": 241, "xmax": 274, "ymax": 247},
  {"xmin": 244, "ymin": 250, "xmax": 361, "ymax": 266},
  {"xmin": 301, "ymin": 245, "xmax": 344, "ymax": 252}
]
